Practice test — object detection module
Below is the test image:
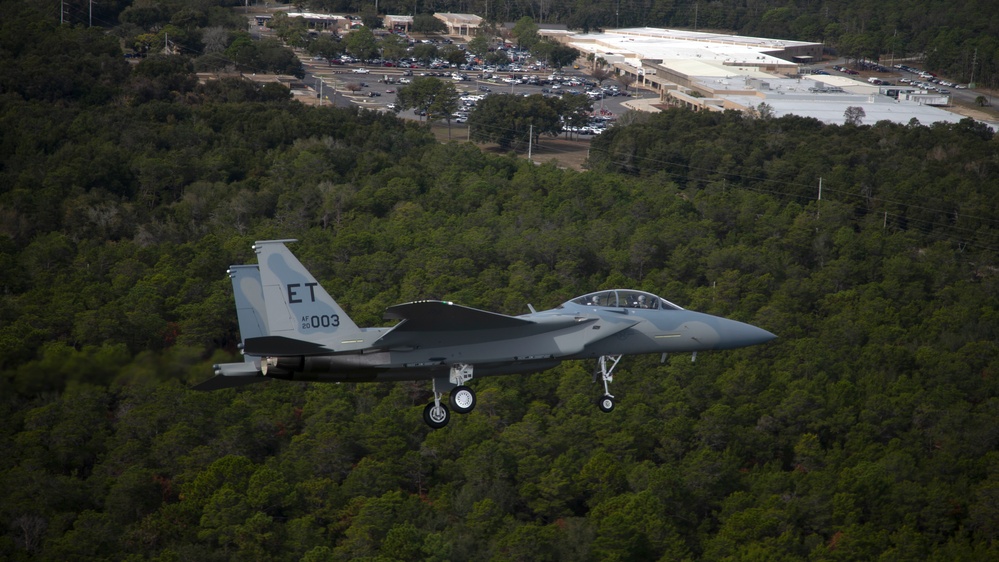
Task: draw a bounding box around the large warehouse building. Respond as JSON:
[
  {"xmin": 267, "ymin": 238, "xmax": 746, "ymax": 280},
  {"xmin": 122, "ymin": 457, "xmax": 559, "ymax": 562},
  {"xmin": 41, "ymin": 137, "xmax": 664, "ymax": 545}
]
[{"xmin": 556, "ymin": 28, "xmax": 968, "ymax": 126}]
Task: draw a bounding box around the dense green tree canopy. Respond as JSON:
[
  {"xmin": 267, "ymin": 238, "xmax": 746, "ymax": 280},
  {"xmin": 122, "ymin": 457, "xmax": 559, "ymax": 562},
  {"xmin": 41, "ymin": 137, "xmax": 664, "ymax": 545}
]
[
  {"xmin": 413, "ymin": 13, "xmax": 448, "ymax": 34},
  {"xmin": 468, "ymin": 93, "xmax": 564, "ymax": 149},
  {"xmin": 531, "ymin": 39, "xmax": 582, "ymax": 70},
  {"xmin": 344, "ymin": 26, "xmax": 378, "ymax": 61},
  {"xmin": 2, "ymin": 2, "xmax": 998, "ymax": 561},
  {"xmin": 395, "ymin": 76, "xmax": 460, "ymax": 123},
  {"xmin": 511, "ymin": 16, "xmax": 541, "ymax": 50}
]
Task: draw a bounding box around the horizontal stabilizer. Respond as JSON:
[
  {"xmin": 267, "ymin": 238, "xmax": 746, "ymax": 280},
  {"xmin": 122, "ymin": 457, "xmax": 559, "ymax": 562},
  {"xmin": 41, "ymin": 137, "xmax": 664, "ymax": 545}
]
[
  {"xmin": 384, "ymin": 301, "xmax": 533, "ymax": 332},
  {"xmin": 243, "ymin": 335, "xmax": 333, "ymax": 357}
]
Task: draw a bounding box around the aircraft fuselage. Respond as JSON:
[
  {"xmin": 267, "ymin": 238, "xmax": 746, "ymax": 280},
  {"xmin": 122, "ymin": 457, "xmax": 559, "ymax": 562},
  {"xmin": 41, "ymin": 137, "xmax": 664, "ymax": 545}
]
[{"xmin": 198, "ymin": 241, "xmax": 777, "ymax": 428}]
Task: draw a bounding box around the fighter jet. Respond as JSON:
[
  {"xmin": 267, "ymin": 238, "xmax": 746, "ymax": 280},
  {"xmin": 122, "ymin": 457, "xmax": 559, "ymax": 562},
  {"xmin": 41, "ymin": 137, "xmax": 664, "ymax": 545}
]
[{"xmin": 195, "ymin": 240, "xmax": 776, "ymax": 428}]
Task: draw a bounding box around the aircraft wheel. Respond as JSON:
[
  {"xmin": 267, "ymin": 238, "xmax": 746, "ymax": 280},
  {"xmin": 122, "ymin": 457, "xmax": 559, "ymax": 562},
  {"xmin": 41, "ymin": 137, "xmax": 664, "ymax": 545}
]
[
  {"xmin": 450, "ymin": 385, "xmax": 476, "ymax": 414},
  {"xmin": 597, "ymin": 395, "xmax": 615, "ymax": 413},
  {"xmin": 423, "ymin": 402, "xmax": 450, "ymax": 429}
]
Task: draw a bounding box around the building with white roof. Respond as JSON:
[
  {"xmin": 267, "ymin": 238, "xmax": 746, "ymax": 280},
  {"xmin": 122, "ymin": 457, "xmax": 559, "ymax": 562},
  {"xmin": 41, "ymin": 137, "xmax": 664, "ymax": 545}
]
[
  {"xmin": 564, "ymin": 28, "xmax": 813, "ymax": 76},
  {"xmin": 553, "ymin": 28, "xmax": 970, "ymax": 127},
  {"xmin": 666, "ymin": 75, "xmax": 964, "ymax": 126}
]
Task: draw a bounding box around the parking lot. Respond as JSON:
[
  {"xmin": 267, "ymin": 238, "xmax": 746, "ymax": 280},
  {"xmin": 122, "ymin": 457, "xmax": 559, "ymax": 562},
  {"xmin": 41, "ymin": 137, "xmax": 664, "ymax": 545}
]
[{"xmin": 298, "ymin": 53, "xmax": 659, "ymax": 134}]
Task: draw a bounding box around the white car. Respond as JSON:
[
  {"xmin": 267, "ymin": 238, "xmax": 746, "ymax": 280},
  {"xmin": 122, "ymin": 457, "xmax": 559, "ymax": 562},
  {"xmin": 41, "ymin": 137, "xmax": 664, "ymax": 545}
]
[{"xmin": 353, "ymin": 68, "xmax": 370, "ymax": 74}]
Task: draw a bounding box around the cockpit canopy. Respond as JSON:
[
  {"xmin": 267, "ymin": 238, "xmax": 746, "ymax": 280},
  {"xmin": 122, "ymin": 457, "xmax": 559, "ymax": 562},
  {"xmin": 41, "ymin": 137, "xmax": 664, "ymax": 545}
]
[{"xmin": 569, "ymin": 290, "xmax": 683, "ymax": 311}]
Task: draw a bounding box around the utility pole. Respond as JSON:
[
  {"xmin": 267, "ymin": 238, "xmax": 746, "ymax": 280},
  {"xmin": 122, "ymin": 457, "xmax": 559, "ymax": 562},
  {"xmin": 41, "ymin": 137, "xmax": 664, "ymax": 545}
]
[
  {"xmin": 528, "ymin": 123, "xmax": 533, "ymax": 160},
  {"xmin": 970, "ymin": 47, "xmax": 978, "ymax": 88},
  {"xmin": 817, "ymin": 177, "xmax": 823, "ymax": 218},
  {"xmin": 889, "ymin": 29, "xmax": 896, "ymax": 68}
]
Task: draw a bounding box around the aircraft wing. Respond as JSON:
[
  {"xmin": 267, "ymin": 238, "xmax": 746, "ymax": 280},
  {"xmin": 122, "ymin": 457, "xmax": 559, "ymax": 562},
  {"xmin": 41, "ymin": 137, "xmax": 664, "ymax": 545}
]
[
  {"xmin": 374, "ymin": 300, "xmax": 581, "ymax": 349},
  {"xmin": 383, "ymin": 301, "xmax": 533, "ymax": 331}
]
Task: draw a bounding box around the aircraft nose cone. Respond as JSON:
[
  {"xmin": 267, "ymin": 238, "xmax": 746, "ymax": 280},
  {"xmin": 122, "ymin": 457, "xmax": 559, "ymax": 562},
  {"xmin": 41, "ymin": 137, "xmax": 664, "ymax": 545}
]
[{"xmin": 715, "ymin": 318, "xmax": 777, "ymax": 349}]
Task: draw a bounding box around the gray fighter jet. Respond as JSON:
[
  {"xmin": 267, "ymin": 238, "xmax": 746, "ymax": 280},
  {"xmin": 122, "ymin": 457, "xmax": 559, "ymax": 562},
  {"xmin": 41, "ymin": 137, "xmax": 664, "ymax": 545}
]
[{"xmin": 195, "ymin": 240, "xmax": 776, "ymax": 428}]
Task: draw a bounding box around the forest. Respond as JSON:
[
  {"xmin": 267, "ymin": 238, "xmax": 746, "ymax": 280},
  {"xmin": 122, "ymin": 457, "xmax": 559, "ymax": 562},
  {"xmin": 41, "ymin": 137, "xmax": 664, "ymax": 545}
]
[{"xmin": 3, "ymin": 1, "xmax": 999, "ymax": 560}]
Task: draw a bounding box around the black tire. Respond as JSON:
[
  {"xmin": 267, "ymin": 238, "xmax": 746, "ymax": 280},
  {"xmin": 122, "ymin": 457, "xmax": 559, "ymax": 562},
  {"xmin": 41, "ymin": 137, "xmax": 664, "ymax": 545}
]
[
  {"xmin": 450, "ymin": 385, "xmax": 476, "ymax": 414},
  {"xmin": 597, "ymin": 395, "xmax": 615, "ymax": 413},
  {"xmin": 423, "ymin": 402, "xmax": 450, "ymax": 429}
]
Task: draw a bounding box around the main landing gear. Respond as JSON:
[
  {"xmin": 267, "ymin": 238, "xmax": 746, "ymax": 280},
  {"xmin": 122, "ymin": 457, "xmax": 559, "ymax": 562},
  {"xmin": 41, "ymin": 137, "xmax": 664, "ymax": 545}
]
[
  {"xmin": 594, "ymin": 354, "xmax": 622, "ymax": 413},
  {"xmin": 423, "ymin": 363, "xmax": 477, "ymax": 429},
  {"xmin": 423, "ymin": 355, "xmax": 624, "ymax": 427}
]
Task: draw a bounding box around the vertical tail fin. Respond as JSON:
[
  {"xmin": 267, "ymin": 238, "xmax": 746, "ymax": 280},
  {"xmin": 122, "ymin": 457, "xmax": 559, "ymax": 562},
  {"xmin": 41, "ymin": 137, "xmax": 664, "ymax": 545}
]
[
  {"xmin": 253, "ymin": 239, "xmax": 362, "ymax": 345},
  {"xmin": 228, "ymin": 265, "xmax": 269, "ymax": 363}
]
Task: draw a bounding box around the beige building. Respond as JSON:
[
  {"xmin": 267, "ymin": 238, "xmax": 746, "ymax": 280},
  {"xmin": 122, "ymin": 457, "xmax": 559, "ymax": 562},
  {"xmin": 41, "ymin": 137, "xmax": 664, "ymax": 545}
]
[
  {"xmin": 267, "ymin": 12, "xmax": 350, "ymax": 33},
  {"xmin": 433, "ymin": 13, "xmax": 483, "ymax": 37},
  {"xmin": 383, "ymin": 15, "xmax": 413, "ymax": 33}
]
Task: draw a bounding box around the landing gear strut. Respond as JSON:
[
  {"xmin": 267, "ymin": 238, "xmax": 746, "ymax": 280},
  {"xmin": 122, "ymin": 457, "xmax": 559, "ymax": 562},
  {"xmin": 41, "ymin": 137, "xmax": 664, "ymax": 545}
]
[
  {"xmin": 423, "ymin": 363, "xmax": 477, "ymax": 429},
  {"xmin": 593, "ymin": 354, "xmax": 622, "ymax": 413}
]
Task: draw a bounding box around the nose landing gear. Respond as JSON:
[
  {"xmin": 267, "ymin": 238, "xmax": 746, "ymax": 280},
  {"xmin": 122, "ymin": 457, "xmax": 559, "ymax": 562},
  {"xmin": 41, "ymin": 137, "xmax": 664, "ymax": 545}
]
[{"xmin": 593, "ymin": 354, "xmax": 622, "ymax": 413}]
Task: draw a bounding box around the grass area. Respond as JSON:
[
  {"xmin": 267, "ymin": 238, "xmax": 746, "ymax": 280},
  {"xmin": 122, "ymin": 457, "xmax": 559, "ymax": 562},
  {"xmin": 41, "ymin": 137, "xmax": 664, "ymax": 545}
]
[{"xmin": 426, "ymin": 122, "xmax": 592, "ymax": 170}]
